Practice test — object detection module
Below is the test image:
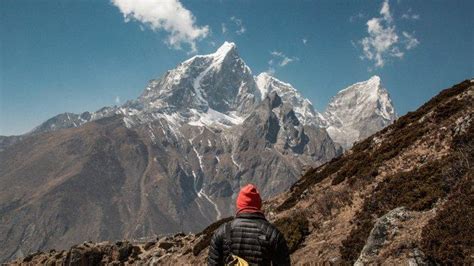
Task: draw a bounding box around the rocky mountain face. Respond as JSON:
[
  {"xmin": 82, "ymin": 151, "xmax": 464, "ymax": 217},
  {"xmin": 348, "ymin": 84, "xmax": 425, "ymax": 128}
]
[
  {"xmin": 0, "ymin": 42, "xmax": 348, "ymax": 262},
  {"xmin": 323, "ymin": 75, "xmax": 397, "ymax": 149},
  {"xmin": 0, "ymin": 53, "xmax": 396, "ymax": 154},
  {"xmin": 9, "ymin": 79, "xmax": 473, "ymax": 265},
  {"xmin": 255, "ymin": 72, "xmax": 327, "ymax": 126},
  {"xmin": 0, "ymin": 135, "xmax": 24, "ymax": 152}
]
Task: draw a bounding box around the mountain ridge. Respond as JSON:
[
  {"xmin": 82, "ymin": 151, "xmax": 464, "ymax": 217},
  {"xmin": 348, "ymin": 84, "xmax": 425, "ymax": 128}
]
[
  {"xmin": 1, "ymin": 42, "xmax": 395, "ymax": 151},
  {"xmin": 7, "ymin": 78, "xmax": 472, "ymax": 265},
  {"xmin": 1, "ymin": 42, "xmax": 396, "ymax": 262}
]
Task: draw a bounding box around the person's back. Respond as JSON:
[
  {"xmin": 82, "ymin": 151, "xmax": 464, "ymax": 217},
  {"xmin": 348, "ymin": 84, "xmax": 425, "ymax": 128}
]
[{"xmin": 208, "ymin": 184, "xmax": 291, "ymax": 265}]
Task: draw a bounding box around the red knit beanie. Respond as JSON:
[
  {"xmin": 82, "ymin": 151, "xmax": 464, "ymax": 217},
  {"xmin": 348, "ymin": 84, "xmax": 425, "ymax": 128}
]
[{"xmin": 236, "ymin": 184, "xmax": 262, "ymax": 214}]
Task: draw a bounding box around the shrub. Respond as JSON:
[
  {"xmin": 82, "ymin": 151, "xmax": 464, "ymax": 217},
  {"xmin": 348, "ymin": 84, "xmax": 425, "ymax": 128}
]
[
  {"xmin": 340, "ymin": 157, "xmax": 462, "ymax": 262},
  {"xmin": 273, "ymin": 214, "xmax": 309, "ymax": 253},
  {"xmin": 313, "ymin": 189, "xmax": 352, "ymax": 217},
  {"xmin": 420, "ymin": 170, "xmax": 474, "ymax": 264},
  {"xmin": 276, "ymin": 155, "xmax": 345, "ymax": 211},
  {"xmin": 420, "ymin": 122, "xmax": 474, "ymax": 264}
]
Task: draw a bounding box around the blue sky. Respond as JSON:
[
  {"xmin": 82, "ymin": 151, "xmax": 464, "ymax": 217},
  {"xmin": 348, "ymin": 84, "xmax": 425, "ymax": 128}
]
[{"xmin": 0, "ymin": 0, "xmax": 472, "ymax": 135}]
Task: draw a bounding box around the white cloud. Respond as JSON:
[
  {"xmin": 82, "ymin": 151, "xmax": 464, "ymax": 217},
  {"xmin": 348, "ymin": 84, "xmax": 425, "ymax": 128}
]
[
  {"xmin": 358, "ymin": 0, "xmax": 419, "ymax": 68},
  {"xmin": 221, "ymin": 16, "xmax": 246, "ymax": 36},
  {"xmin": 268, "ymin": 50, "xmax": 299, "ymax": 73},
  {"xmin": 280, "ymin": 57, "xmax": 294, "ymax": 67},
  {"xmin": 402, "ymin": 31, "xmax": 419, "ymax": 50},
  {"xmin": 115, "ymin": 96, "xmax": 121, "ymax": 105},
  {"xmin": 401, "ymin": 13, "xmax": 420, "ymax": 20},
  {"xmin": 361, "ymin": 17, "xmax": 400, "ymax": 67},
  {"xmin": 111, "ymin": 0, "xmax": 209, "ymax": 53},
  {"xmin": 349, "ymin": 12, "xmax": 365, "ymax": 22},
  {"xmin": 401, "ymin": 8, "xmax": 420, "ymax": 20},
  {"xmin": 380, "ymin": 0, "xmax": 392, "ymax": 22},
  {"xmin": 221, "ymin": 23, "xmax": 227, "ymax": 34},
  {"xmin": 270, "ymin": 51, "xmax": 283, "ymax": 57},
  {"xmin": 266, "ymin": 67, "xmax": 276, "ymax": 75},
  {"xmin": 302, "ymin": 38, "xmax": 308, "ymax": 45},
  {"xmin": 230, "ymin": 16, "xmax": 246, "ymax": 35}
]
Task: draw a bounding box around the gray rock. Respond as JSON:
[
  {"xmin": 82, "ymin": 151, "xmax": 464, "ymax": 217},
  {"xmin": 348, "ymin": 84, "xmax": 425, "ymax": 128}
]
[{"xmin": 355, "ymin": 207, "xmax": 411, "ymax": 265}]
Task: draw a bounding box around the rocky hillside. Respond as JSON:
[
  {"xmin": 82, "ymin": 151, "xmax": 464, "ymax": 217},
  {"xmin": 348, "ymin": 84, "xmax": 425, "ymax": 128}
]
[
  {"xmin": 9, "ymin": 79, "xmax": 472, "ymax": 265},
  {"xmin": 267, "ymin": 79, "xmax": 473, "ymax": 264}
]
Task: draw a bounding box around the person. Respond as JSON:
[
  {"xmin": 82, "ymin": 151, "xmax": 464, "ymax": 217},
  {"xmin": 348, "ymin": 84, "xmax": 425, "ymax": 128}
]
[{"xmin": 208, "ymin": 184, "xmax": 291, "ymax": 265}]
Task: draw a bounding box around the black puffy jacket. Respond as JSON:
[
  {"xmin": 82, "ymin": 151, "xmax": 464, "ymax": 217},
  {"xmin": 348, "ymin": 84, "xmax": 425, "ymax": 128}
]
[{"xmin": 208, "ymin": 212, "xmax": 291, "ymax": 266}]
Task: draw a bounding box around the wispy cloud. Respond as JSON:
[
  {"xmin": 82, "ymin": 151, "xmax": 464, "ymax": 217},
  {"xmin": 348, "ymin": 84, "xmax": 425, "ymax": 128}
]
[
  {"xmin": 230, "ymin": 16, "xmax": 246, "ymax": 35},
  {"xmin": 357, "ymin": 0, "xmax": 419, "ymax": 68},
  {"xmin": 302, "ymin": 38, "xmax": 308, "ymax": 45},
  {"xmin": 267, "ymin": 63, "xmax": 275, "ymax": 75},
  {"xmin": 111, "ymin": 0, "xmax": 209, "ymax": 53},
  {"xmin": 221, "ymin": 23, "xmax": 227, "ymax": 34},
  {"xmin": 349, "ymin": 12, "xmax": 365, "ymax": 22},
  {"xmin": 402, "ymin": 31, "xmax": 419, "ymax": 50},
  {"xmin": 267, "ymin": 51, "xmax": 298, "ymax": 73},
  {"xmin": 401, "ymin": 8, "xmax": 420, "ymax": 20},
  {"xmin": 380, "ymin": 0, "xmax": 393, "ymax": 22},
  {"xmin": 270, "ymin": 51, "xmax": 298, "ymax": 67},
  {"xmin": 115, "ymin": 96, "xmax": 121, "ymax": 105}
]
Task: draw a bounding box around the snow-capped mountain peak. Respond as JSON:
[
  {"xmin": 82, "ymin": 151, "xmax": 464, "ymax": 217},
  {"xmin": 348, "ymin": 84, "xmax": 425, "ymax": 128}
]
[
  {"xmin": 324, "ymin": 76, "xmax": 397, "ymax": 149},
  {"xmin": 255, "ymin": 72, "xmax": 273, "ymax": 100},
  {"xmin": 337, "ymin": 75, "xmax": 380, "ymax": 96},
  {"xmin": 255, "ymin": 72, "xmax": 324, "ymax": 126},
  {"xmin": 325, "ymin": 75, "xmax": 395, "ymax": 123},
  {"xmin": 21, "ymin": 43, "xmax": 397, "ymax": 152},
  {"xmin": 83, "ymin": 42, "xmax": 259, "ymax": 131},
  {"xmin": 255, "ymin": 72, "xmax": 297, "ymax": 100},
  {"xmin": 133, "ymin": 42, "xmax": 259, "ymax": 121},
  {"xmin": 213, "ymin": 41, "xmax": 237, "ymax": 58},
  {"xmin": 183, "ymin": 41, "xmax": 237, "ymax": 68}
]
